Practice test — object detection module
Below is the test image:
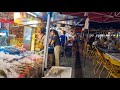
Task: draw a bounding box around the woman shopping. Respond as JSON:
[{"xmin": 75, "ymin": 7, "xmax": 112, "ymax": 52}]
[{"xmin": 49, "ymin": 29, "xmax": 61, "ymax": 66}]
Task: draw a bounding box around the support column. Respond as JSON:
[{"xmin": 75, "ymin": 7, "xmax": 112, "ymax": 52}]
[{"xmin": 42, "ymin": 12, "xmax": 52, "ymax": 76}]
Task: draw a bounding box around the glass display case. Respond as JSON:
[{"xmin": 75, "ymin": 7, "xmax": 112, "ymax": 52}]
[
  {"xmin": 0, "ymin": 35, "xmax": 8, "ymax": 46},
  {"xmin": 0, "ymin": 30, "xmax": 9, "ymax": 46}
]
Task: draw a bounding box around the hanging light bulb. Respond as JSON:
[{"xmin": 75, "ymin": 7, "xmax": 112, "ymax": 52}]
[{"xmin": 14, "ymin": 12, "xmax": 21, "ymax": 19}]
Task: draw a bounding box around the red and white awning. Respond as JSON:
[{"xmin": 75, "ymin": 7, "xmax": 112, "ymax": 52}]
[{"xmin": 61, "ymin": 12, "xmax": 120, "ymax": 23}]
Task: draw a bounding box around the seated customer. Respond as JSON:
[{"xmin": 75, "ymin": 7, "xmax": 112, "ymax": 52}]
[
  {"xmin": 92, "ymin": 37, "xmax": 100, "ymax": 46},
  {"xmin": 108, "ymin": 40, "xmax": 116, "ymax": 50},
  {"xmin": 103, "ymin": 38, "xmax": 108, "ymax": 48}
]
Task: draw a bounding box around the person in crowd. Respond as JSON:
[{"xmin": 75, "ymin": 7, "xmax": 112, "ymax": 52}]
[
  {"xmin": 66, "ymin": 36, "xmax": 73, "ymax": 46},
  {"xmin": 92, "ymin": 37, "xmax": 100, "ymax": 46},
  {"xmin": 72, "ymin": 34, "xmax": 80, "ymax": 56},
  {"xmin": 116, "ymin": 40, "xmax": 120, "ymax": 50},
  {"xmin": 103, "ymin": 38, "xmax": 108, "ymax": 48},
  {"xmin": 88, "ymin": 34, "xmax": 96, "ymax": 46},
  {"xmin": 48, "ymin": 30, "xmax": 55, "ymax": 67},
  {"xmin": 81, "ymin": 35, "xmax": 88, "ymax": 56},
  {"xmin": 108, "ymin": 40, "xmax": 116, "ymax": 50},
  {"xmin": 49, "ymin": 29, "xmax": 61, "ymax": 66},
  {"xmin": 99, "ymin": 37, "xmax": 104, "ymax": 47},
  {"xmin": 65, "ymin": 39, "xmax": 73, "ymax": 57},
  {"xmin": 59, "ymin": 30, "xmax": 67, "ymax": 57}
]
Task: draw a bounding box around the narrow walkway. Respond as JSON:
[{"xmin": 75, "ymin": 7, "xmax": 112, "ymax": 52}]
[
  {"xmin": 60, "ymin": 51, "xmax": 83, "ymax": 78},
  {"xmin": 60, "ymin": 51, "xmax": 108, "ymax": 78},
  {"xmin": 74, "ymin": 51, "xmax": 83, "ymax": 78}
]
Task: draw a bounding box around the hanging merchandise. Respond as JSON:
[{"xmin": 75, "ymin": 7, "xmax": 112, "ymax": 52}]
[
  {"xmin": 0, "ymin": 12, "xmax": 14, "ymax": 24},
  {"xmin": 10, "ymin": 25, "xmax": 24, "ymax": 47},
  {"xmin": 82, "ymin": 17, "xmax": 89, "ymax": 31},
  {"xmin": 31, "ymin": 28, "xmax": 36, "ymax": 51},
  {"xmin": 34, "ymin": 20, "xmax": 46, "ymax": 52}
]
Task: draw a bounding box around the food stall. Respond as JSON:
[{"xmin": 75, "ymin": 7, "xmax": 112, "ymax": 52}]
[
  {"xmin": 0, "ymin": 12, "xmax": 74, "ymax": 78},
  {"xmin": 0, "ymin": 29, "xmax": 44, "ymax": 78},
  {"xmin": 0, "ymin": 12, "xmax": 45, "ymax": 78}
]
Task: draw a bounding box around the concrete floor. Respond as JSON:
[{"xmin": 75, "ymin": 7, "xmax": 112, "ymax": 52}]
[
  {"xmin": 60, "ymin": 51, "xmax": 84, "ymax": 78},
  {"xmin": 46, "ymin": 49, "xmax": 109, "ymax": 78},
  {"xmin": 60, "ymin": 51, "xmax": 108, "ymax": 78}
]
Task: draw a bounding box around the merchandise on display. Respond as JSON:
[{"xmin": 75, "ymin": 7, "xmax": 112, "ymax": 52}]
[
  {"xmin": 0, "ymin": 51, "xmax": 43, "ymax": 78},
  {"xmin": 10, "ymin": 25, "xmax": 24, "ymax": 47},
  {"xmin": 0, "ymin": 12, "xmax": 47, "ymax": 78}
]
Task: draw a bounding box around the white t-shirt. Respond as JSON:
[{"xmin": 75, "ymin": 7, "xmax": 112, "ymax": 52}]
[{"xmin": 92, "ymin": 41, "xmax": 98, "ymax": 46}]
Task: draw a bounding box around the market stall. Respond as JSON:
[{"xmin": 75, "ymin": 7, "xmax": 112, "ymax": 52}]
[
  {"xmin": 0, "ymin": 51, "xmax": 43, "ymax": 78},
  {"xmin": 0, "ymin": 12, "xmax": 45, "ymax": 78},
  {"xmin": 0, "ymin": 30, "xmax": 44, "ymax": 78}
]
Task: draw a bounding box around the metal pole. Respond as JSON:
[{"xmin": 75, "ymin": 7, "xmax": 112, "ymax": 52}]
[
  {"xmin": 84, "ymin": 12, "xmax": 89, "ymax": 67},
  {"xmin": 63, "ymin": 30, "xmax": 66, "ymax": 63},
  {"xmin": 42, "ymin": 12, "xmax": 52, "ymax": 76}
]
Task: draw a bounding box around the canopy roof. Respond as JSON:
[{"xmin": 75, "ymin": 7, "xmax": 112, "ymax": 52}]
[
  {"xmin": 60, "ymin": 12, "xmax": 120, "ymax": 29},
  {"xmin": 61, "ymin": 12, "xmax": 120, "ymax": 23},
  {"xmin": 1, "ymin": 12, "xmax": 120, "ymax": 29}
]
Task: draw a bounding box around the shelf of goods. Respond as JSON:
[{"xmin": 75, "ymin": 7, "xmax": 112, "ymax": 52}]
[
  {"xmin": 34, "ymin": 27, "xmax": 44, "ymax": 53},
  {"xmin": 0, "ymin": 50, "xmax": 44, "ymax": 78},
  {"xmin": 10, "ymin": 25, "xmax": 24, "ymax": 47}
]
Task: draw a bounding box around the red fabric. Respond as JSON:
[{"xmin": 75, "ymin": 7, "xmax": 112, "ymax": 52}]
[
  {"xmin": 62, "ymin": 12, "xmax": 120, "ymax": 23},
  {"xmin": 75, "ymin": 27, "xmax": 82, "ymax": 33},
  {"xmin": 0, "ymin": 18, "xmax": 14, "ymax": 24}
]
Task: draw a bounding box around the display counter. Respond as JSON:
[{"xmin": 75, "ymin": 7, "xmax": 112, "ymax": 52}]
[
  {"xmin": 0, "ymin": 50, "xmax": 43, "ymax": 78},
  {"xmin": 43, "ymin": 66, "xmax": 72, "ymax": 78}
]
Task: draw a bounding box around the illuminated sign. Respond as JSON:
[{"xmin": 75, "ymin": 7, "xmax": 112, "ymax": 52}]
[{"xmin": 14, "ymin": 12, "xmax": 41, "ymax": 26}]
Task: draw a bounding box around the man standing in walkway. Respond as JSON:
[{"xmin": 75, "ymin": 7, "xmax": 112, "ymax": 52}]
[{"xmin": 60, "ymin": 30, "xmax": 67, "ymax": 57}]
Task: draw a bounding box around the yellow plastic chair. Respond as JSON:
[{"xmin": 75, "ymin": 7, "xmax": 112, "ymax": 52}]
[
  {"xmin": 93, "ymin": 52, "xmax": 104, "ymax": 75},
  {"xmin": 98, "ymin": 53, "xmax": 119, "ymax": 78},
  {"xmin": 98, "ymin": 57, "xmax": 112, "ymax": 78},
  {"xmin": 89, "ymin": 46, "xmax": 97, "ymax": 62},
  {"xmin": 107, "ymin": 58, "xmax": 120, "ymax": 78}
]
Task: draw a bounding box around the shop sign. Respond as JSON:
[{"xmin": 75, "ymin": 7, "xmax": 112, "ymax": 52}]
[
  {"xmin": 14, "ymin": 12, "xmax": 41, "ymax": 26},
  {"xmin": 14, "ymin": 12, "xmax": 27, "ymax": 24}
]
